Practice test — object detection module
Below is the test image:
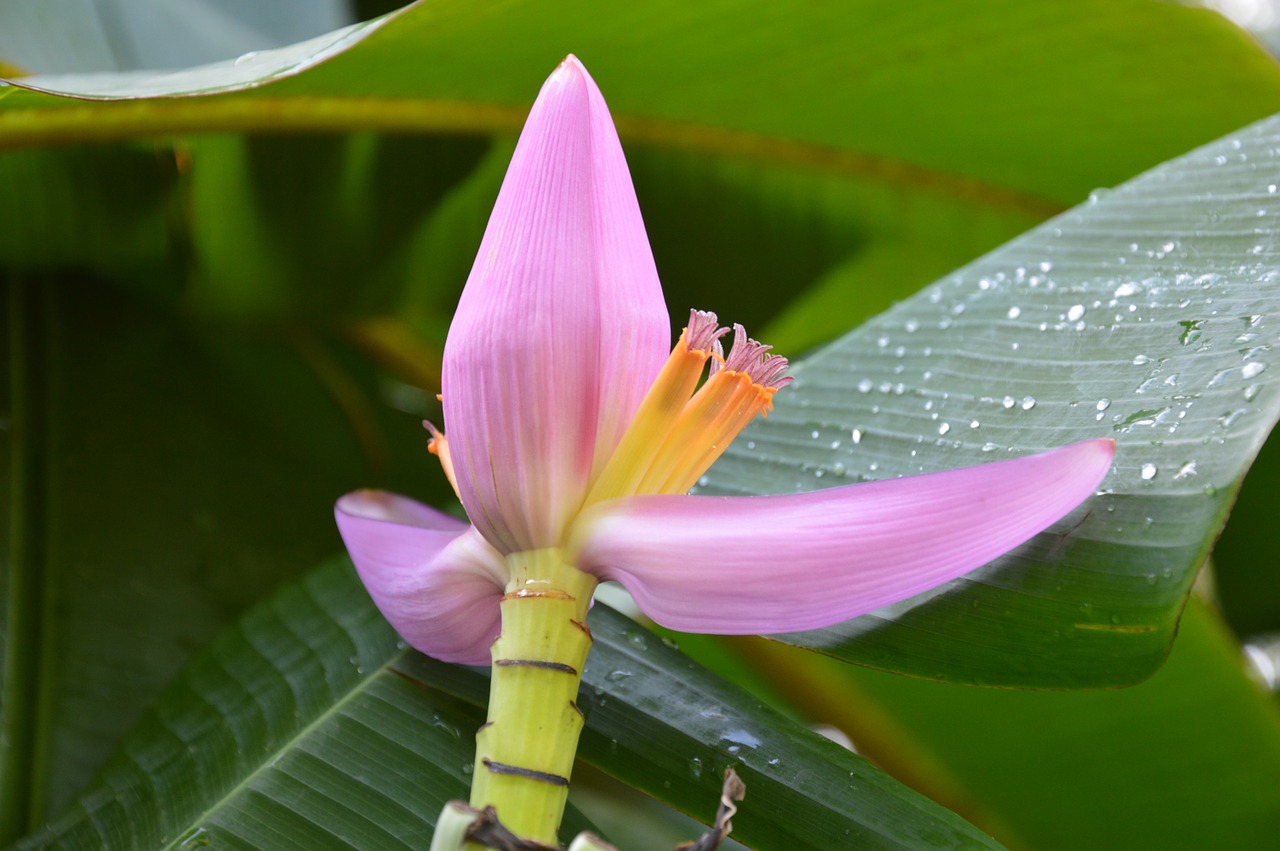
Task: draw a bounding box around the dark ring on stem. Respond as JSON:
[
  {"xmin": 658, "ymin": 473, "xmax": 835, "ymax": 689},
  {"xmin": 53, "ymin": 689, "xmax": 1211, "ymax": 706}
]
[
  {"xmin": 482, "ymin": 758, "xmax": 570, "ymax": 787},
  {"xmin": 494, "ymin": 659, "xmax": 578, "ymax": 675}
]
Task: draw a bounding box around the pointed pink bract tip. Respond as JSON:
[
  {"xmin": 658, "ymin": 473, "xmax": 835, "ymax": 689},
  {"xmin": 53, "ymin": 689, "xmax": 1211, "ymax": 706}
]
[
  {"xmin": 549, "ymin": 54, "xmax": 590, "ymax": 88},
  {"xmin": 528, "ymin": 54, "xmax": 596, "ymax": 131},
  {"xmin": 1085, "ymin": 436, "xmax": 1117, "ymax": 462}
]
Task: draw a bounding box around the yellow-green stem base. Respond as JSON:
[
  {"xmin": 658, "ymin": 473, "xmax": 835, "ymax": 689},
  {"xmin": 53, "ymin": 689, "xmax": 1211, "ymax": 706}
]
[{"xmin": 468, "ymin": 548, "xmax": 596, "ymax": 846}]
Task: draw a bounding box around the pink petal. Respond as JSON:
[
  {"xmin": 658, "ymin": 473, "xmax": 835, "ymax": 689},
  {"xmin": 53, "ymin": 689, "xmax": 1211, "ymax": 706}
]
[
  {"xmin": 335, "ymin": 491, "xmax": 507, "ymax": 665},
  {"xmin": 443, "ymin": 56, "xmax": 669, "ymax": 553},
  {"xmin": 569, "ymin": 439, "xmax": 1115, "ymax": 634}
]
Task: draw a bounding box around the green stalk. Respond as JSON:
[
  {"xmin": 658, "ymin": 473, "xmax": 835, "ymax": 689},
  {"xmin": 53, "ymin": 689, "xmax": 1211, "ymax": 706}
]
[{"xmin": 469, "ymin": 548, "xmax": 596, "ymax": 846}]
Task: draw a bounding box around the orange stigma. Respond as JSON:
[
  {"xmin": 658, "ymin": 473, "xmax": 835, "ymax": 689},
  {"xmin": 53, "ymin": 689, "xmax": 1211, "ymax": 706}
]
[{"xmin": 424, "ymin": 420, "xmax": 461, "ymax": 501}]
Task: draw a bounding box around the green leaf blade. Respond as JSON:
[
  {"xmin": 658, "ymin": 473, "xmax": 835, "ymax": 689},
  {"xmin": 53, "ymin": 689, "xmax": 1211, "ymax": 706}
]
[
  {"xmin": 21, "ymin": 561, "xmax": 1001, "ymax": 851},
  {"xmin": 6, "ymin": 0, "xmax": 1279, "ymax": 212},
  {"xmin": 16, "ymin": 560, "xmax": 491, "ymax": 850},
  {"xmin": 837, "ymin": 600, "xmax": 1280, "ymax": 850},
  {"xmin": 702, "ymin": 112, "xmax": 1280, "ymax": 686},
  {"xmin": 404, "ymin": 607, "xmax": 1004, "ymax": 851},
  {"xmin": 577, "ymin": 608, "xmax": 1002, "ymax": 850}
]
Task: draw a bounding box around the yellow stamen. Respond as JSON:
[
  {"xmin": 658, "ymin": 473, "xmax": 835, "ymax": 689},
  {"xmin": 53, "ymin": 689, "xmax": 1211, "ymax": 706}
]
[
  {"xmin": 637, "ymin": 369, "xmax": 777, "ymax": 495},
  {"xmin": 583, "ymin": 310, "xmax": 789, "ymax": 508},
  {"xmin": 582, "ymin": 325, "xmax": 719, "ymax": 506}
]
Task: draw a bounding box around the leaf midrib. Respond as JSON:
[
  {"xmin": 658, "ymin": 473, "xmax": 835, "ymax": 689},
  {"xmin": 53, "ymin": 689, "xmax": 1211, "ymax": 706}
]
[
  {"xmin": 0, "ymin": 93, "xmax": 1062, "ymax": 218},
  {"xmin": 156, "ymin": 644, "xmax": 415, "ymax": 851}
]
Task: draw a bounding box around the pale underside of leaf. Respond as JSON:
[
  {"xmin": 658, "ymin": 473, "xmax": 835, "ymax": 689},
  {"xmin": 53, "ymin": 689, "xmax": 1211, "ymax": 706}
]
[{"xmin": 701, "ymin": 112, "xmax": 1280, "ymax": 687}]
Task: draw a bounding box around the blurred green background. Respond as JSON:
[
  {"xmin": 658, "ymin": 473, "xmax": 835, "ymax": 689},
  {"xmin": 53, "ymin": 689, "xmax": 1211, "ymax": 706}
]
[{"xmin": 3, "ymin": 1, "xmax": 1279, "ymax": 848}]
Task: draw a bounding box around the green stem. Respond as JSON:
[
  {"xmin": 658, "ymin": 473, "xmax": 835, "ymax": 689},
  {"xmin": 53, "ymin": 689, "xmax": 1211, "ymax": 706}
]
[{"xmin": 469, "ymin": 548, "xmax": 596, "ymax": 846}]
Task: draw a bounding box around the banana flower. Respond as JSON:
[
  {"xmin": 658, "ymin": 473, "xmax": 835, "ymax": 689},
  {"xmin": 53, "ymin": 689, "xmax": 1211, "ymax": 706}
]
[{"xmin": 335, "ymin": 56, "xmax": 1114, "ymax": 846}]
